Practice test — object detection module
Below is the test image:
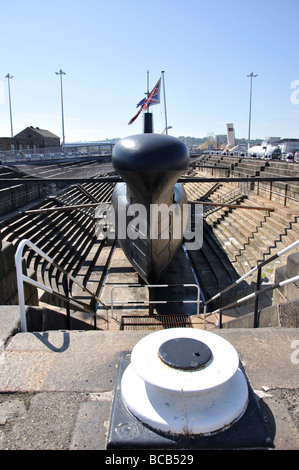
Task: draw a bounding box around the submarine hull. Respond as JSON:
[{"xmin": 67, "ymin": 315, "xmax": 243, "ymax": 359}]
[
  {"xmin": 112, "ymin": 181, "xmax": 188, "ymax": 284},
  {"xmin": 111, "ymin": 133, "xmax": 190, "ymax": 284}
]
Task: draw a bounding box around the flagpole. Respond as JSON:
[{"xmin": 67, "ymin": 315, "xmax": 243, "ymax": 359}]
[
  {"xmin": 146, "ymin": 70, "xmax": 150, "ymax": 111},
  {"xmin": 161, "ymin": 71, "xmax": 168, "ymax": 134},
  {"xmin": 128, "ymin": 73, "xmax": 160, "ymax": 131},
  {"xmin": 144, "ymin": 70, "xmax": 153, "ymax": 133}
]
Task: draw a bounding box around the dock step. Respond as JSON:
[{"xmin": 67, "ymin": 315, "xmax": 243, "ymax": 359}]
[{"xmin": 120, "ymin": 314, "xmax": 193, "ymax": 330}]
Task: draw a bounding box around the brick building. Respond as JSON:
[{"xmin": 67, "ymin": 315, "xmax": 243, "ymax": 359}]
[{"xmin": 0, "ymin": 126, "xmax": 60, "ymax": 151}]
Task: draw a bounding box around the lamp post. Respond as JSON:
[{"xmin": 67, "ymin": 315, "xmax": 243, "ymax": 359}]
[
  {"xmin": 247, "ymin": 72, "xmax": 258, "ymax": 154},
  {"xmin": 55, "ymin": 69, "xmax": 66, "ymax": 152},
  {"xmin": 5, "ymin": 74, "xmax": 14, "ymax": 138}
]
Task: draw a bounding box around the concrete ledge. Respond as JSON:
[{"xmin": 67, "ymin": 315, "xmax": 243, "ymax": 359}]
[
  {"xmin": 0, "ymin": 323, "xmax": 298, "ymax": 450},
  {"xmin": 273, "ymin": 253, "xmax": 299, "ymax": 305},
  {"xmin": 278, "ymin": 298, "xmax": 299, "ymax": 327},
  {"xmin": 287, "ymin": 253, "xmax": 299, "ymax": 282},
  {"xmin": 222, "ymin": 298, "xmax": 299, "ymax": 329}
]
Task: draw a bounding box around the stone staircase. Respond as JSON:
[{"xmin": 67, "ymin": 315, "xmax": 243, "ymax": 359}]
[
  {"xmin": 0, "ymin": 178, "xmax": 115, "ymax": 326},
  {"xmin": 207, "ymin": 193, "xmax": 299, "ymax": 279},
  {"xmin": 222, "ymin": 251, "xmax": 299, "ymax": 329},
  {"xmin": 184, "ymin": 171, "xmax": 299, "ymax": 325},
  {"xmin": 195, "ymin": 154, "xmax": 270, "ymax": 178},
  {"xmin": 184, "ymin": 181, "xmax": 248, "ymax": 302}
]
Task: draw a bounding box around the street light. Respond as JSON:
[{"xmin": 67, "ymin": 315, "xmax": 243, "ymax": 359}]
[
  {"xmin": 55, "ymin": 69, "xmax": 66, "ymax": 152},
  {"xmin": 5, "ymin": 73, "xmax": 14, "ymax": 138},
  {"xmin": 247, "ymin": 71, "xmax": 258, "ymax": 154}
]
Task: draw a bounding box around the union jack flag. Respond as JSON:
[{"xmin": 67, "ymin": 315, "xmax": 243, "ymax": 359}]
[
  {"xmin": 129, "ymin": 77, "xmax": 161, "ymax": 125},
  {"xmin": 145, "ymin": 77, "xmax": 161, "ymax": 108},
  {"xmin": 136, "ymin": 98, "xmax": 146, "ymax": 108}
]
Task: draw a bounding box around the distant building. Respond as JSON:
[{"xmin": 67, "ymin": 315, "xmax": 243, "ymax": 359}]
[
  {"xmin": 265, "ymin": 137, "xmax": 281, "ymax": 144},
  {"xmin": 198, "ymin": 140, "xmax": 218, "ymax": 151},
  {"xmin": 226, "ymin": 123, "xmax": 236, "ymax": 149},
  {"xmin": 0, "ymin": 126, "xmax": 60, "ymax": 151},
  {"xmin": 276, "ymin": 138, "xmax": 299, "ymax": 154},
  {"xmin": 215, "ymin": 134, "xmax": 226, "ymax": 148}
]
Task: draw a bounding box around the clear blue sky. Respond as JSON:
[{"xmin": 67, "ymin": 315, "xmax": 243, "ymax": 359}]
[{"xmin": 1, "ymin": 0, "xmax": 299, "ymax": 143}]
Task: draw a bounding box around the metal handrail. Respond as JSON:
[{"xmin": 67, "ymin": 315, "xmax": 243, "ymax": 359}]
[
  {"xmin": 254, "ymin": 181, "xmax": 299, "ymax": 204},
  {"xmin": 15, "ymin": 238, "xmax": 109, "ymax": 332},
  {"xmin": 110, "ymin": 284, "xmax": 201, "ymax": 321},
  {"xmin": 212, "ymin": 187, "xmax": 246, "ymax": 205},
  {"xmin": 203, "ymin": 239, "xmax": 299, "ymax": 328}
]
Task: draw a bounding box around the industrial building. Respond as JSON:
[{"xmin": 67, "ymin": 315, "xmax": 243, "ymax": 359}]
[{"xmin": 0, "ymin": 126, "xmax": 60, "ymax": 151}]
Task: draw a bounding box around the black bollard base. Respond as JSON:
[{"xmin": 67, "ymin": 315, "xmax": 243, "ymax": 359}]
[{"xmin": 107, "ymin": 351, "xmax": 274, "ymax": 450}]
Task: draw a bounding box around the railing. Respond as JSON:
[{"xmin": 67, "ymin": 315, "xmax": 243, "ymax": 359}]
[
  {"xmin": 211, "ymin": 187, "xmax": 246, "ymax": 205},
  {"xmin": 202, "ymin": 187, "xmax": 247, "ymax": 217},
  {"xmin": 203, "ymin": 239, "xmax": 299, "ymax": 329},
  {"xmin": 0, "ymin": 142, "xmax": 115, "ymax": 164},
  {"xmin": 1, "ymin": 147, "xmax": 66, "ymax": 164},
  {"xmin": 110, "ymin": 284, "xmax": 201, "ymax": 321},
  {"xmin": 15, "ymin": 239, "xmax": 109, "ymax": 332},
  {"xmin": 0, "ymin": 147, "xmax": 113, "ymax": 164},
  {"xmin": 236, "ymin": 178, "xmax": 299, "ymax": 205}
]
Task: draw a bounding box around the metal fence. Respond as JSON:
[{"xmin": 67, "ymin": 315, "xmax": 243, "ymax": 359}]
[
  {"xmin": 0, "ymin": 144, "xmax": 114, "ymax": 164},
  {"xmin": 15, "ymin": 238, "xmax": 109, "ymax": 332},
  {"xmin": 203, "ymin": 239, "xmax": 299, "ymax": 328}
]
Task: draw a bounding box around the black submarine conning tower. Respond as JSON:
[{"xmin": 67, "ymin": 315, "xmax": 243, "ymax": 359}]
[
  {"xmin": 143, "ymin": 112, "xmax": 153, "ymax": 133},
  {"xmin": 111, "ymin": 132, "xmax": 189, "ymax": 206}
]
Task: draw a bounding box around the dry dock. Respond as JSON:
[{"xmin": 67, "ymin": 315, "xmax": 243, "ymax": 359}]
[{"xmin": 0, "ymin": 156, "xmax": 298, "ymax": 451}]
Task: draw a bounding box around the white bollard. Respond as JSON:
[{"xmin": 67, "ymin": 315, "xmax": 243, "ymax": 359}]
[{"xmin": 121, "ymin": 328, "xmax": 248, "ymax": 436}]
